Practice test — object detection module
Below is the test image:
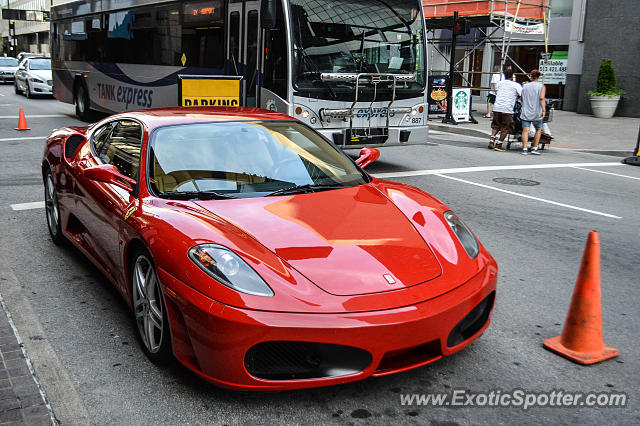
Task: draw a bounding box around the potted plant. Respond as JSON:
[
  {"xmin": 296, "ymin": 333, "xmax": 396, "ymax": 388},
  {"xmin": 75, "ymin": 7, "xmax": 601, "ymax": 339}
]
[{"xmin": 587, "ymin": 59, "xmax": 625, "ymax": 118}]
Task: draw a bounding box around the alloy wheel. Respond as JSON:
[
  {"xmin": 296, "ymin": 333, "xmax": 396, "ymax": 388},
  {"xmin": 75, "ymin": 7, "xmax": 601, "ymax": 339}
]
[
  {"xmin": 45, "ymin": 173, "xmax": 60, "ymax": 238},
  {"xmin": 132, "ymin": 255, "xmax": 165, "ymax": 354}
]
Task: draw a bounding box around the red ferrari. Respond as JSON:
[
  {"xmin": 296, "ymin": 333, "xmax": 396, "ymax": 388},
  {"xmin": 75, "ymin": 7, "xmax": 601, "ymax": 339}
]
[{"xmin": 42, "ymin": 107, "xmax": 497, "ymax": 390}]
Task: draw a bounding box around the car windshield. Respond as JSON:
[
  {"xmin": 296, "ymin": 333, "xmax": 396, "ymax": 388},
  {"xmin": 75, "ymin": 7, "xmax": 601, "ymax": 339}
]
[
  {"xmin": 29, "ymin": 59, "xmax": 50, "ymax": 70},
  {"xmin": 0, "ymin": 58, "xmax": 18, "ymax": 67},
  {"xmin": 148, "ymin": 121, "xmax": 368, "ymax": 198},
  {"xmin": 290, "ymin": 0, "xmax": 425, "ymax": 94}
]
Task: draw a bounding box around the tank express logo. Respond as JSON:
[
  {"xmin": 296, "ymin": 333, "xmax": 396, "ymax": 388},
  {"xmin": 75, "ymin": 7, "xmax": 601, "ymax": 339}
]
[{"xmin": 97, "ymin": 83, "xmax": 153, "ymax": 109}]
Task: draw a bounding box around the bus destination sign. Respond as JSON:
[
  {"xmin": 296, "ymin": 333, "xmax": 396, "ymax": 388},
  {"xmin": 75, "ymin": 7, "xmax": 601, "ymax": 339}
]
[{"xmin": 183, "ymin": 1, "xmax": 223, "ymax": 24}]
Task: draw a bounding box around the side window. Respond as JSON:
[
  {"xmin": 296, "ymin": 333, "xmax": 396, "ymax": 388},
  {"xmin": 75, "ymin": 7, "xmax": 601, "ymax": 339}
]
[
  {"xmin": 92, "ymin": 122, "xmax": 116, "ymax": 161},
  {"xmin": 107, "ymin": 120, "xmax": 143, "ymax": 180}
]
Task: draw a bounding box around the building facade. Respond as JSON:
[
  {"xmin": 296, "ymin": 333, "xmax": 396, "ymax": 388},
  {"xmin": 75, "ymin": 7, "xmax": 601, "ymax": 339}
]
[
  {"xmin": 565, "ymin": 0, "xmax": 639, "ymax": 117},
  {"xmin": 1, "ymin": 0, "xmax": 53, "ymax": 56}
]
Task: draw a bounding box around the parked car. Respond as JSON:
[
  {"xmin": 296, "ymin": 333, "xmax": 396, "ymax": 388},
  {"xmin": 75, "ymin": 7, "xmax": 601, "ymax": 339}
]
[
  {"xmin": 42, "ymin": 107, "xmax": 497, "ymax": 390},
  {"xmin": 14, "ymin": 57, "xmax": 52, "ymax": 98},
  {"xmin": 16, "ymin": 52, "xmax": 42, "ymax": 63},
  {"xmin": 0, "ymin": 57, "xmax": 19, "ymax": 83}
]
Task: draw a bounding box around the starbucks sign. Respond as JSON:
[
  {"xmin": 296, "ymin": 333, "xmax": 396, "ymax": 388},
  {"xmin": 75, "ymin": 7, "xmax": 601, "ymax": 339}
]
[{"xmin": 452, "ymin": 88, "xmax": 471, "ymax": 122}]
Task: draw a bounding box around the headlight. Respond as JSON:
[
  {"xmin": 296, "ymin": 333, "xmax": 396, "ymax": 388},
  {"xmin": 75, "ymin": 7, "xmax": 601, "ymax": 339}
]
[
  {"xmin": 28, "ymin": 77, "xmax": 43, "ymax": 83},
  {"xmin": 188, "ymin": 244, "xmax": 274, "ymax": 297},
  {"xmin": 444, "ymin": 211, "xmax": 479, "ymax": 259}
]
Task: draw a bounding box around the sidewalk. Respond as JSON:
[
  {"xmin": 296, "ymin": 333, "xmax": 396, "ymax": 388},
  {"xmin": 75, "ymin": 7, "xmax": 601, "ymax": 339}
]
[
  {"xmin": 0, "ymin": 298, "xmax": 52, "ymax": 425},
  {"xmin": 429, "ymin": 102, "xmax": 640, "ymax": 154}
]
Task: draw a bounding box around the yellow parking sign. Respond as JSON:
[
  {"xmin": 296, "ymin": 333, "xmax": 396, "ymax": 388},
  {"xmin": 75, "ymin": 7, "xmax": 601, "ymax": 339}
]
[{"xmin": 179, "ymin": 75, "xmax": 242, "ymax": 107}]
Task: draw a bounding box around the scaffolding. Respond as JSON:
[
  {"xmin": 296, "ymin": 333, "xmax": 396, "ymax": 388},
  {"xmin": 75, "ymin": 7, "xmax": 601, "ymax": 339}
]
[{"xmin": 423, "ymin": 0, "xmax": 552, "ymax": 94}]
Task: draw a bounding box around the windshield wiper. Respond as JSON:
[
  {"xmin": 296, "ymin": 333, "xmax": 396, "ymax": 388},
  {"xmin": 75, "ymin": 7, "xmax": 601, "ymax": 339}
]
[
  {"xmin": 266, "ymin": 183, "xmax": 344, "ymax": 197},
  {"xmin": 158, "ymin": 190, "xmax": 237, "ymax": 200}
]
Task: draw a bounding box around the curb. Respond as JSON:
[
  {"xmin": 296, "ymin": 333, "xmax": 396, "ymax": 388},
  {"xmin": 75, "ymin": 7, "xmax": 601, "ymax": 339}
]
[{"xmin": 429, "ymin": 122, "xmax": 491, "ymax": 139}]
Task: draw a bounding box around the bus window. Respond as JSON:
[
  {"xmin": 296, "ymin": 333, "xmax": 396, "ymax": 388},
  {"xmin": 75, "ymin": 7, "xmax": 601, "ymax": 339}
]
[
  {"xmin": 228, "ymin": 12, "xmax": 240, "ymax": 75},
  {"xmin": 263, "ymin": 0, "xmax": 287, "ymax": 99},
  {"xmin": 156, "ymin": 8, "xmax": 181, "ymax": 66},
  {"xmin": 181, "ymin": 0, "xmax": 225, "ymax": 70},
  {"xmin": 246, "ymin": 10, "xmax": 259, "ymax": 107}
]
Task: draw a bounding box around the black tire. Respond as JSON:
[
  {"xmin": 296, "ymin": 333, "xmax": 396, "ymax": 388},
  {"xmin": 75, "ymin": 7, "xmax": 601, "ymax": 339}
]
[
  {"xmin": 130, "ymin": 249, "xmax": 173, "ymax": 365},
  {"xmin": 44, "ymin": 168, "xmax": 65, "ymax": 245},
  {"xmin": 14, "ymin": 81, "xmax": 19, "ymax": 94},
  {"xmin": 74, "ymin": 83, "xmax": 91, "ymax": 122},
  {"xmin": 25, "ymin": 82, "xmax": 32, "ymax": 98}
]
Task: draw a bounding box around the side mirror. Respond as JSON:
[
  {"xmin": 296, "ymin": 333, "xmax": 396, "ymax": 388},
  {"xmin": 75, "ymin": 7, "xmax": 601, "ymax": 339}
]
[
  {"xmin": 260, "ymin": 0, "xmax": 277, "ymax": 29},
  {"xmin": 355, "ymin": 147, "xmax": 380, "ymax": 169},
  {"xmin": 84, "ymin": 164, "xmax": 136, "ymax": 193}
]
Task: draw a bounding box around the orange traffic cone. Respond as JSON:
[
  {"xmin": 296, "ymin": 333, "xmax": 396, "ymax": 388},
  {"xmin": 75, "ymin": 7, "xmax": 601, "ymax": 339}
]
[
  {"xmin": 543, "ymin": 230, "xmax": 619, "ymax": 365},
  {"xmin": 15, "ymin": 108, "xmax": 30, "ymax": 130}
]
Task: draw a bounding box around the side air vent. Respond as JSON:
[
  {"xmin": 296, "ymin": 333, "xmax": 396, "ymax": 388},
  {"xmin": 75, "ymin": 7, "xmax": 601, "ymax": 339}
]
[{"xmin": 64, "ymin": 135, "xmax": 85, "ymax": 160}]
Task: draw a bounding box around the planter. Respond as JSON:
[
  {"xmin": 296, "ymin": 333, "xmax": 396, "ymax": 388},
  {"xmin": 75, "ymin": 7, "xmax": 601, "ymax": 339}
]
[{"xmin": 589, "ymin": 95, "xmax": 620, "ymax": 119}]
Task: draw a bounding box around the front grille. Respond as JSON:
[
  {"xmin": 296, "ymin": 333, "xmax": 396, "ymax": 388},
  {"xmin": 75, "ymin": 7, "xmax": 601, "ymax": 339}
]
[
  {"xmin": 245, "ymin": 341, "xmax": 371, "ymax": 380},
  {"xmin": 332, "ymin": 128, "xmax": 389, "ymax": 146}
]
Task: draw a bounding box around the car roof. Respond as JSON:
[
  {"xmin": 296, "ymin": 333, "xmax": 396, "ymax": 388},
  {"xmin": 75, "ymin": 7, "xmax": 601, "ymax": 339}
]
[{"xmin": 103, "ymin": 107, "xmax": 297, "ymax": 131}]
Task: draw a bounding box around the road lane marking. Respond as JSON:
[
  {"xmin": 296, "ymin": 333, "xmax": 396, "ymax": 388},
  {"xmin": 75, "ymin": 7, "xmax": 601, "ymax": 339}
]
[
  {"xmin": 0, "ymin": 136, "xmax": 47, "ymax": 142},
  {"xmin": 10, "ymin": 201, "xmax": 44, "ymax": 211},
  {"xmin": 0, "ymin": 114, "xmax": 67, "ymax": 118},
  {"xmin": 372, "ymin": 162, "xmax": 623, "ymax": 179},
  {"xmin": 572, "ymin": 166, "xmax": 640, "ymax": 181},
  {"xmin": 433, "ymin": 173, "xmax": 622, "ymax": 219}
]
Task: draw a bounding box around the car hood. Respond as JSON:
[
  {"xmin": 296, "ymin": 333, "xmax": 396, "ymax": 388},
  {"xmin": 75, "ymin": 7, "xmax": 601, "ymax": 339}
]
[
  {"xmin": 0, "ymin": 66, "xmax": 17, "ymax": 72},
  {"xmin": 194, "ymin": 184, "xmax": 442, "ymax": 296},
  {"xmin": 28, "ymin": 69, "xmax": 51, "ymax": 80}
]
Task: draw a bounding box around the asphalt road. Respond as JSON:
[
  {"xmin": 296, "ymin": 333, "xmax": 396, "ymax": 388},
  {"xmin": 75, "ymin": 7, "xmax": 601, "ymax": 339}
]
[{"xmin": 0, "ymin": 84, "xmax": 638, "ymax": 425}]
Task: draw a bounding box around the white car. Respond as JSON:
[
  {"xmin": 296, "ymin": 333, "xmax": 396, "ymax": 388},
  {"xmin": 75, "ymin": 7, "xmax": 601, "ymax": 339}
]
[
  {"xmin": 14, "ymin": 57, "xmax": 53, "ymax": 98},
  {"xmin": 0, "ymin": 57, "xmax": 19, "ymax": 83}
]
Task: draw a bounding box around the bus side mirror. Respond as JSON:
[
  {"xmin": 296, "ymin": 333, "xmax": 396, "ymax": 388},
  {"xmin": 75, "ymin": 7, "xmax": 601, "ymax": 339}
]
[{"xmin": 261, "ymin": 0, "xmax": 276, "ymax": 29}]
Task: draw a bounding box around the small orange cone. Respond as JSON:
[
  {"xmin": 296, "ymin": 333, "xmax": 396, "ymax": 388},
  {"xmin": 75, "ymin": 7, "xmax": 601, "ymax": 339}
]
[
  {"xmin": 543, "ymin": 230, "xmax": 619, "ymax": 365},
  {"xmin": 15, "ymin": 108, "xmax": 30, "ymax": 130}
]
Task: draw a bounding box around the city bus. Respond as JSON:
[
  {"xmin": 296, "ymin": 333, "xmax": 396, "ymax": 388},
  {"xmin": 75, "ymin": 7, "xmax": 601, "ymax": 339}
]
[{"xmin": 51, "ymin": 0, "xmax": 428, "ymax": 148}]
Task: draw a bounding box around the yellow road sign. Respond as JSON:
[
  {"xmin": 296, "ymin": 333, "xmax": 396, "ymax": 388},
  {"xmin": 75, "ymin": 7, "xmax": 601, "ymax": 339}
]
[{"xmin": 179, "ymin": 75, "xmax": 241, "ymax": 107}]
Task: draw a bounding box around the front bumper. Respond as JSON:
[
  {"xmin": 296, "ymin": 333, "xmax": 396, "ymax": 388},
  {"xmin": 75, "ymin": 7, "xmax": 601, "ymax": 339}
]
[
  {"xmin": 317, "ymin": 125, "xmax": 428, "ymax": 149},
  {"xmin": 0, "ymin": 74, "xmax": 14, "ymax": 82},
  {"xmin": 30, "ymin": 81, "xmax": 53, "ymax": 95},
  {"xmin": 158, "ymin": 264, "xmax": 497, "ymax": 391}
]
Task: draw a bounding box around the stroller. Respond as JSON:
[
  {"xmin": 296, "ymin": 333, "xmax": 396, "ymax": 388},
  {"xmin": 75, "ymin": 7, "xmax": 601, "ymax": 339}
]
[{"xmin": 505, "ymin": 99, "xmax": 554, "ymax": 151}]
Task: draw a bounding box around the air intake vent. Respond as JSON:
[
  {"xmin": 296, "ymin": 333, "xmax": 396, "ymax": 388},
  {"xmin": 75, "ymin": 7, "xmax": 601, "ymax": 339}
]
[
  {"xmin": 64, "ymin": 135, "xmax": 84, "ymax": 160},
  {"xmin": 245, "ymin": 341, "xmax": 371, "ymax": 380}
]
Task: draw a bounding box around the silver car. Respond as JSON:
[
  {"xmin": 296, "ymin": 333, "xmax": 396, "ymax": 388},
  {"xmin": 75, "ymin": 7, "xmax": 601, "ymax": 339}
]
[
  {"xmin": 0, "ymin": 57, "xmax": 19, "ymax": 83},
  {"xmin": 14, "ymin": 57, "xmax": 52, "ymax": 98}
]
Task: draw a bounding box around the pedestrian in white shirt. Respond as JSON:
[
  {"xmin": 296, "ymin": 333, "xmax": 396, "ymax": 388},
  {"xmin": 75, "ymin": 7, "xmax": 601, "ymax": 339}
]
[
  {"xmin": 485, "ymin": 65, "xmax": 503, "ymax": 118},
  {"xmin": 488, "ymin": 68, "xmax": 522, "ymax": 152}
]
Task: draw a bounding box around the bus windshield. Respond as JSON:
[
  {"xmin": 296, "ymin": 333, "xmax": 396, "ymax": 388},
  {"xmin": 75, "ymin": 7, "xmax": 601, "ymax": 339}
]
[{"xmin": 291, "ymin": 0, "xmax": 425, "ymax": 94}]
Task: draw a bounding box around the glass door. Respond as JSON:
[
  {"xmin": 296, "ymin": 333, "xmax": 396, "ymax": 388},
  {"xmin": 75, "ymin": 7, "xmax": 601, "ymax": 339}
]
[{"xmin": 227, "ymin": 0, "xmax": 261, "ymax": 106}]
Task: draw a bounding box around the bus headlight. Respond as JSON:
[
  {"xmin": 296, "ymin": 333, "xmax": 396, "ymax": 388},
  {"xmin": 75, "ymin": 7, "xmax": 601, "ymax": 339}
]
[
  {"xmin": 411, "ymin": 109, "xmax": 418, "ymax": 116},
  {"xmin": 301, "ymin": 110, "xmax": 310, "ymax": 118}
]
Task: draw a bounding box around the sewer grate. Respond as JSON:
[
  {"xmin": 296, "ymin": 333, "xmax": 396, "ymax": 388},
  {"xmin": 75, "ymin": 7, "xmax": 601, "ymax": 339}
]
[{"xmin": 492, "ymin": 177, "xmax": 540, "ymax": 186}]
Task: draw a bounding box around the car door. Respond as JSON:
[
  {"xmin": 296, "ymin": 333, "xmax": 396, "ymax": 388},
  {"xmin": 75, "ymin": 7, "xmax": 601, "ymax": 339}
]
[
  {"xmin": 15, "ymin": 60, "xmax": 26, "ymax": 90},
  {"xmin": 74, "ymin": 119, "xmax": 143, "ymax": 287}
]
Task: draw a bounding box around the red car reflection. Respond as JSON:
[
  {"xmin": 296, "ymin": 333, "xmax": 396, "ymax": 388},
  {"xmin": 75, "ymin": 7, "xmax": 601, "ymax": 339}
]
[{"xmin": 42, "ymin": 107, "xmax": 497, "ymax": 390}]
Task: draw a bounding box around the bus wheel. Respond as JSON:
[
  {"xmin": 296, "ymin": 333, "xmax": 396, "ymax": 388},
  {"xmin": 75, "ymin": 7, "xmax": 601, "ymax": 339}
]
[{"xmin": 75, "ymin": 84, "xmax": 91, "ymax": 122}]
